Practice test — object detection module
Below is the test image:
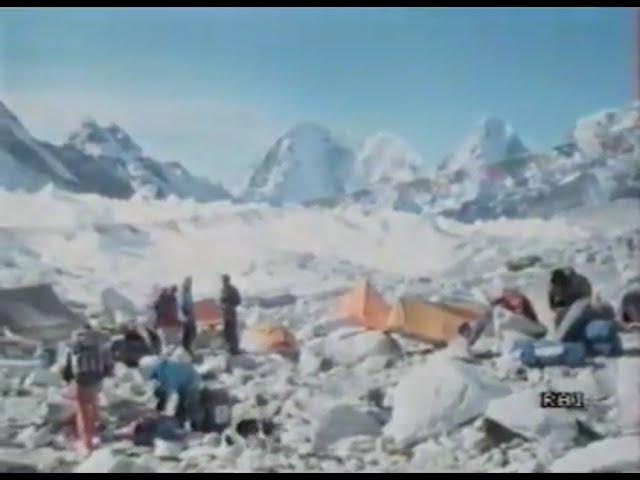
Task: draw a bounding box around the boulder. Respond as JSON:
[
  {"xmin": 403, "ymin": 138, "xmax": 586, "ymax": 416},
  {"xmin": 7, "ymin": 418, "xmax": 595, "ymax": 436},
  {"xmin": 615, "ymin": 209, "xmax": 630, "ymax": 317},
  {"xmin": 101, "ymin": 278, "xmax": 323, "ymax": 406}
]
[
  {"xmin": 24, "ymin": 369, "xmax": 62, "ymax": 388},
  {"xmin": 298, "ymin": 348, "xmax": 331, "ymax": 376},
  {"xmin": 154, "ymin": 438, "xmax": 184, "ymax": 459},
  {"xmin": 101, "ymin": 287, "xmax": 139, "ymax": 324},
  {"xmin": 550, "ymin": 435, "xmax": 640, "ymax": 472},
  {"xmin": 384, "ymin": 352, "xmax": 512, "ymax": 449},
  {"xmin": 0, "ymin": 397, "xmax": 45, "ymax": 424},
  {"xmin": 485, "ymin": 389, "xmax": 579, "ymax": 448},
  {"xmin": 323, "ymin": 327, "xmax": 402, "ymax": 367},
  {"xmin": 16, "ymin": 426, "xmax": 53, "ymax": 449},
  {"xmin": 74, "ymin": 448, "xmax": 155, "ymax": 473},
  {"xmin": 313, "ymin": 405, "xmax": 382, "ymax": 452},
  {"xmin": 506, "ymin": 255, "xmax": 542, "ymax": 272},
  {"xmin": 617, "ymin": 356, "xmax": 640, "ymax": 435}
]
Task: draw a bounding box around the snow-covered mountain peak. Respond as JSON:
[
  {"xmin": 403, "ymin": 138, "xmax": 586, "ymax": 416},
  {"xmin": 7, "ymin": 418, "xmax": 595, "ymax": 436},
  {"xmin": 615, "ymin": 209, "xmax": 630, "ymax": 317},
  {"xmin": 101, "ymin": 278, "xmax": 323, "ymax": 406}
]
[
  {"xmin": 440, "ymin": 116, "xmax": 528, "ymax": 174},
  {"xmin": 67, "ymin": 119, "xmax": 143, "ymax": 161},
  {"xmin": 244, "ymin": 122, "xmax": 355, "ymax": 204},
  {"xmin": 351, "ymin": 132, "xmax": 423, "ymax": 189}
]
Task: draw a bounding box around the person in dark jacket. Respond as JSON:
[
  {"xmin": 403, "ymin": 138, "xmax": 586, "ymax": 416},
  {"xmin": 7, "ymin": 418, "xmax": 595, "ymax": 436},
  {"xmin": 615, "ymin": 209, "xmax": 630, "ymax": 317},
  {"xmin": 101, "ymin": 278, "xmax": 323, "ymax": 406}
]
[
  {"xmin": 220, "ymin": 274, "xmax": 241, "ymax": 355},
  {"xmin": 548, "ymin": 267, "xmax": 593, "ymax": 328},
  {"xmin": 180, "ymin": 277, "xmax": 197, "ymax": 359},
  {"xmin": 621, "ymin": 289, "xmax": 640, "ymax": 329}
]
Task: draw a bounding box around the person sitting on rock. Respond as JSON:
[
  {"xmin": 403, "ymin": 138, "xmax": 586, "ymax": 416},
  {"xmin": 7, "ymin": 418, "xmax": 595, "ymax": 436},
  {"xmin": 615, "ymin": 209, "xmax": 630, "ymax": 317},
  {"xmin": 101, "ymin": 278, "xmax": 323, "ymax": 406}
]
[
  {"xmin": 62, "ymin": 323, "xmax": 114, "ymax": 454},
  {"xmin": 490, "ymin": 288, "xmax": 539, "ymax": 323},
  {"xmin": 548, "ymin": 267, "xmax": 593, "ymax": 327},
  {"xmin": 138, "ymin": 355, "xmax": 202, "ymax": 429}
]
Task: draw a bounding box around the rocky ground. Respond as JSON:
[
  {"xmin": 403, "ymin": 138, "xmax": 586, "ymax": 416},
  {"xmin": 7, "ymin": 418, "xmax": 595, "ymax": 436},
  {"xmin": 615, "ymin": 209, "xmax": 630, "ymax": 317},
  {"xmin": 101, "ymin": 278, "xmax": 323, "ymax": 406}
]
[{"xmin": 0, "ymin": 195, "xmax": 639, "ymax": 473}]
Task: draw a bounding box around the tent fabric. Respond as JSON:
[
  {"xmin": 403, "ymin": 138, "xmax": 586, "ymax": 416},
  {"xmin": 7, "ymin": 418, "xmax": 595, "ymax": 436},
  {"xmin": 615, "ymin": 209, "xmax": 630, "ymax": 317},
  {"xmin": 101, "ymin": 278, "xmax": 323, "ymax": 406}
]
[
  {"xmin": 339, "ymin": 280, "xmax": 392, "ymax": 331},
  {"xmin": 193, "ymin": 298, "xmax": 222, "ymax": 329},
  {"xmin": 241, "ymin": 323, "xmax": 297, "ymax": 356},
  {"xmin": 388, "ymin": 298, "xmax": 481, "ymax": 345},
  {"xmin": 0, "ymin": 284, "xmax": 84, "ymax": 345}
]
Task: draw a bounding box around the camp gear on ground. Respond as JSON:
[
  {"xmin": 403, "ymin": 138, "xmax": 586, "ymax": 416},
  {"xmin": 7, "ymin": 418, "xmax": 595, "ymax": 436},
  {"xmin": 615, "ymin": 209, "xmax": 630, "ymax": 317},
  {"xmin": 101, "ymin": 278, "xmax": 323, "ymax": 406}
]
[
  {"xmin": 519, "ymin": 340, "xmax": 587, "ymax": 368},
  {"xmin": 491, "ymin": 288, "xmax": 539, "ymax": 323},
  {"xmin": 241, "ymin": 323, "xmax": 297, "ymax": 357},
  {"xmin": 192, "ymin": 388, "xmax": 233, "ymax": 434},
  {"xmin": 584, "ymin": 320, "xmax": 623, "ymax": 357},
  {"xmin": 131, "ymin": 415, "xmax": 185, "ymax": 446},
  {"xmin": 555, "ymin": 298, "xmax": 616, "ymax": 342},
  {"xmin": 549, "ymin": 267, "xmax": 592, "ymax": 315}
]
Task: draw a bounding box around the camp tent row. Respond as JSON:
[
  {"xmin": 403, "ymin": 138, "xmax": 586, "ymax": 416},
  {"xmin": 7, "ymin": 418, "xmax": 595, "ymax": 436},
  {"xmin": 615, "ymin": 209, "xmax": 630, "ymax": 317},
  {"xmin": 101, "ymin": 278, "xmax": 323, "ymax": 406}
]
[{"xmin": 340, "ymin": 279, "xmax": 489, "ymax": 345}]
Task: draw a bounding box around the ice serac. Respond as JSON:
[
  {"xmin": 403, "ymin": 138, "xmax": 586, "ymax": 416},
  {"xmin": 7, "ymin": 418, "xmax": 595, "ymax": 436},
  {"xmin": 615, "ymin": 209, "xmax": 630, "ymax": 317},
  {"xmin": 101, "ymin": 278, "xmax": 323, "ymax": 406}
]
[{"xmin": 244, "ymin": 122, "xmax": 355, "ymax": 204}]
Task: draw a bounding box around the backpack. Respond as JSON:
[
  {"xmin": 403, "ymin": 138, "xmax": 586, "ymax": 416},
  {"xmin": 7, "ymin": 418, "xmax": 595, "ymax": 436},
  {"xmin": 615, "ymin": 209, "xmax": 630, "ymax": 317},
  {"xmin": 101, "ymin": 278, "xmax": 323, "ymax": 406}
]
[{"xmin": 70, "ymin": 332, "xmax": 106, "ymax": 387}]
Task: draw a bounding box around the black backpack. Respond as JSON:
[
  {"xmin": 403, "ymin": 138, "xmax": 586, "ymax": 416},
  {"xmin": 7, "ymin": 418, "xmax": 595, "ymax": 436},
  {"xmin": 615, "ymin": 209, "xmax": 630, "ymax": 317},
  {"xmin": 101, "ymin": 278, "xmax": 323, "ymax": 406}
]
[{"xmin": 70, "ymin": 333, "xmax": 106, "ymax": 387}]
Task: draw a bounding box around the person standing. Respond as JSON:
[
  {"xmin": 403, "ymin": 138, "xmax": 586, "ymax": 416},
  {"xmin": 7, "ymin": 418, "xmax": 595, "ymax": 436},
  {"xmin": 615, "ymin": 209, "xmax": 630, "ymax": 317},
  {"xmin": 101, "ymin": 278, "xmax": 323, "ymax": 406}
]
[
  {"xmin": 220, "ymin": 274, "xmax": 241, "ymax": 355},
  {"xmin": 62, "ymin": 324, "xmax": 114, "ymax": 454},
  {"xmin": 180, "ymin": 276, "xmax": 197, "ymax": 358}
]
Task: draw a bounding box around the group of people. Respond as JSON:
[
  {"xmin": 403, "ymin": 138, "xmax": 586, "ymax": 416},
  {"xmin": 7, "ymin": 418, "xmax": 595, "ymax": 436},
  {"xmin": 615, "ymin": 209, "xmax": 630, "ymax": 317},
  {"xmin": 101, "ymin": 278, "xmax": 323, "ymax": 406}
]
[
  {"xmin": 60, "ymin": 274, "xmax": 242, "ymax": 454},
  {"xmin": 51, "ymin": 265, "xmax": 640, "ymax": 455},
  {"xmin": 462, "ymin": 266, "xmax": 640, "ymax": 367}
]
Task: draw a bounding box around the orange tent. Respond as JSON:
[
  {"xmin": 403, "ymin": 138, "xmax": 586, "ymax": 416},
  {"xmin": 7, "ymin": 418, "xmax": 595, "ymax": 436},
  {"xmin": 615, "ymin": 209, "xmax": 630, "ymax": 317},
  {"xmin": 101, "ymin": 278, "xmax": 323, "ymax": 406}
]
[
  {"xmin": 193, "ymin": 298, "xmax": 222, "ymax": 330},
  {"xmin": 339, "ymin": 280, "xmax": 392, "ymax": 331},
  {"xmin": 241, "ymin": 323, "xmax": 297, "ymax": 356},
  {"xmin": 388, "ymin": 298, "xmax": 483, "ymax": 345}
]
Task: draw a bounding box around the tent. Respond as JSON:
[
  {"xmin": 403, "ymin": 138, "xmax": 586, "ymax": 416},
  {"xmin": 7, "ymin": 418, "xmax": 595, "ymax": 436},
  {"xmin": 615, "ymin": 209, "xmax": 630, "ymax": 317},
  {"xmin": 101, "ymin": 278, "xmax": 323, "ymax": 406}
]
[
  {"xmin": 193, "ymin": 298, "xmax": 222, "ymax": 330},
  {"xmin": 241, "ymin": 323, "xmax": 297, "ymax": 356},
  {"xmin": 339, "ymin": 280, "xmax": 392, "ymax": 331},
  {"xmin": 0, "ymin": 284, "xmax": 84, "ymax": 345},
  {"xmin": 387, "ymin": 298, "xmax": 482, "ymax": 345}
]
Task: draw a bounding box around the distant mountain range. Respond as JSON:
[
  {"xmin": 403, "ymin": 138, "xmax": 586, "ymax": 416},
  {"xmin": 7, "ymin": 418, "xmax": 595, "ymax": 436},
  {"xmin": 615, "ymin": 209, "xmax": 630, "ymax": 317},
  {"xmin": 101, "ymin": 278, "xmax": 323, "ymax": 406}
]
[{"xmin": 2, "ymin": 99, "xmax": 639, "ymax": 222}]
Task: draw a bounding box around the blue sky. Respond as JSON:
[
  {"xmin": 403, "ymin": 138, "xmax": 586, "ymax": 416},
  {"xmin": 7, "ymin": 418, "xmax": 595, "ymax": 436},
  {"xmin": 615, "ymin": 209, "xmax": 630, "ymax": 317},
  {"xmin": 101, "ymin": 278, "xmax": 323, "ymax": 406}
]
[{"xmin": 0, "ymin": 7, "xmax": 633, "ymax": 186}]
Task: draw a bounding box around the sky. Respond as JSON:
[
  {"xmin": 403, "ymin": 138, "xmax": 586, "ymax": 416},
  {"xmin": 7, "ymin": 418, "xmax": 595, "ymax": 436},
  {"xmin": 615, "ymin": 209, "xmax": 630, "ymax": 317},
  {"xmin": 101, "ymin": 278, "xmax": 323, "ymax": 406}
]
[{"xmin": 0, "ymin": 7, "xmax": 633, "ymax": 187}]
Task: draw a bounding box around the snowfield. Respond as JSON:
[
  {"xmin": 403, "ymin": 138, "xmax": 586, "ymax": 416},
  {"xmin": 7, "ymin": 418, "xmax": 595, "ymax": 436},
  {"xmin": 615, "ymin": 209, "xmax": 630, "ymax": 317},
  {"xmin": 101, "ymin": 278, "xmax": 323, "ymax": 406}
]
[{"xmin": 0, "ymin": 184, "xmax": 639, "ymax": 473}]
